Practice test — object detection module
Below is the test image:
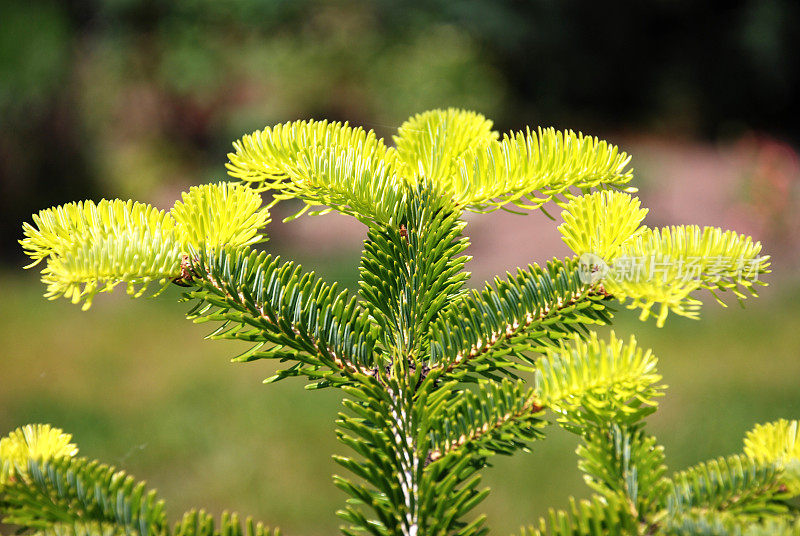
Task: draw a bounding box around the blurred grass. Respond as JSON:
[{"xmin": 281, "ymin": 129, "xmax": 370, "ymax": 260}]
[{"xmin": 1, "ymin": 253, "xmax": 798, "ymax": 535}]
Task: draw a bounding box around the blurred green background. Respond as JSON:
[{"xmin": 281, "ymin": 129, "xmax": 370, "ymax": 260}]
[{"xmin": 1, "ymin": 1, "xmax": 799, "ymax": 534}]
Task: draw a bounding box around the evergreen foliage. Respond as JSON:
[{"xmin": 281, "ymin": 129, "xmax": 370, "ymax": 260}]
[{"xmin": 4, "ymin": 108, "xmax": 793, "ymax": 535}]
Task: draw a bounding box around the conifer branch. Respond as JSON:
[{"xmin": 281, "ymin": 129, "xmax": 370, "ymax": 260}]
[
  {"xmin": 226, "ymin": 109, "xmax": 633, "ymax": 221},
  {"xmin": 662, "ymin": 511, "xmax": 800, "ymax": 536},
  {"xmin": 428, "ymin": 258, "xmax": 612, "ymax": 380},
  {"xmin": 226, "ymin": 119, "xmax": 404, "ymax": 223},
  {"xmin": 426, "ymin": 379, "xmax": 545, "ymax": 463},
  {"xmin": 664, "ymin": 454, "xmax": 787, "ymax": 518},
  {"xmin": 577, "ymin": 425, "xmax": 669, "ymax": 521},
  {"xmin": 451, "ymin": 127, "xmax": 634, "ymax": 213},
  {"xmin": 393, "ymin": 109, "xmax": 498, "ymax": 185},
  {"xmin": 558, "ymin": 191, "xmax": 771, "ymax": 326},
  {"xmin": 744, "ymin": 419, "xmax": 800, "ymax": 494},
  {"xmin": 606, "ymin": 225, "xmax": 771, "ymax": 326},
  {"xmin": 535, "ymin": 332, "xmax": 665, "ymax": 431},
  {"xmin": 20, "ymin": 182, "xmax": 269, "ymax": 309},
  {"xmin": 358, "ymin": 185, "xmax": 470, "ymax": 358},
  {"xmin": 335, "ymin": 376, "xmax": 426, "ymax": 536},
  {"xmin": 186, "ymin": 247, "xmax": 377, "ymax": 386},
  {"xmin": 520, "ymin": 495, "xmax": 638, "ymax": 536},
  {"xmin": 2, "ymin": 457, "xmax": 168, "ymax": 534},
  {"xmin": 13, "ymin": 108, "xmax": 785, "ymax": 536}
]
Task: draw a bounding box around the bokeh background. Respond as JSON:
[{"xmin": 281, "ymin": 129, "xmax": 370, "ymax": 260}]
[{"xmin": 1, "ymin": 1, "xmax": 799, "ymax": 534}]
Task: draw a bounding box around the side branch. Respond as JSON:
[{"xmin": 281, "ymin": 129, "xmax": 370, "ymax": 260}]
[
  {"xmin": 429, "ymin": 397, "xmax": 543, "ymax": 463},
  {"xmin": 446, "ymin": 288, "xmax": 608, "ymax": 373},
  {"xmin": 429, "ymin": 257, "xmax": 612, "ymax": 379},
  {"xmin": 203, "ymin": 268, "xmax": 364, "ymax": 376},
  {"xmin": 427, "ymin": 379, "xmax": 546, "ymax": 463},
  {"xmin": 186, "ymin": 248, "xmax": 378, "ymax": 386}
]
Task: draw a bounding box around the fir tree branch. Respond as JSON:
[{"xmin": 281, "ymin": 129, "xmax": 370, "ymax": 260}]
[
  {"xmin": 428, "ymin": 257, "xmax": 612, "ymax": 380},
  {"xmin": 557, "ymin": 190, "xmax": 648, "ymax": 261},
  {"xmin": 392, "ymin": 109, "xmax": 498, "ymax": 185},
  {"xmin": 186, "ymin": 247, "xmax": 377, "ymax": 387},
  {"xmin": 577, "ymin": 425, "xmax": 669, "ymax": 523},
  {"xmin": 14, "ymin": 108, "xmax": 787, "ymax": 536},
  {"xmin": 20, "ymin": 183, "xmax": 269, "ymax": 310},
  {"xmin": 226, "ymin": 119, "xmax": 403, "ymax": 223},
  {"xmin": 663, "ymin": 455, "xmax": 788, "ymax": 518},
  {"xmin": 450, "ymin": 127, "xmax": 634, "ymax": 213},
  {"xmin": 744, "ymin": 419, "xmax": 800, "ymax": 495},
  {"xmin": 605, "ymin": 225, "xmax": 770, "ymax": 326},
  {"xmin": 426, "ymin": 379, "xmax": 544, "ymax": 463},
  {"xmin": 520, "ymin": 495, "xmax": 638, "ymax": 536},
  {"xmin": 1, "ymin": 457, "xmax": 167, "ymax": 534},
  {"xmin": 662, "ymin": 511, "xmax": 800, "ymax": 536},
  {"xmin": 534, "ymin": 332, "xmax": 666, "ymax": 431},
  {"xmin": 358, "ymin": 185, "xmax": 470, "ymax": 359},
  {"xmin": 172, "ymin": 510, "xmax": 280, "ymax": 536},
  {"xmin": 558, "ymin": 191, "xmax": 771, "ymax": 327},
  {"xmin": 334, "ymin": 376, "xmax": 426, "ymax": 536},
  {"xmin": 226, "ymin": 111, "xmax": 633, "ymax": 221}
]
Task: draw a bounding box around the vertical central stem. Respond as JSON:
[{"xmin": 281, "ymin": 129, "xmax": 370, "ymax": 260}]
[{"xmin": 388, "ymin": 384, "xmax": 419, "ymax": 536}]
